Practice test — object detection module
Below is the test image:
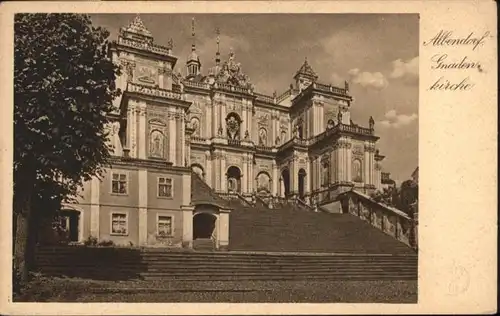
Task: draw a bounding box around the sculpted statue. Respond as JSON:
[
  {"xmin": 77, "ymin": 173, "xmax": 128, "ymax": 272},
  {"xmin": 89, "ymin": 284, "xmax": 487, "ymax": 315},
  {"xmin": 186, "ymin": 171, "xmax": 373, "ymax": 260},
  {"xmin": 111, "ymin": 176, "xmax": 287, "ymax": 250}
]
[
  {"xmin": 337, "ymin": 110, "xmax": 343, "ymax": 124},
  {"xmin": 244, "ymin": 130, "xmax": 250, "ymax": 140},
  {"xmin": 275, "ymin": 136, "xmax": 280, "ymax": 145},
  {"xmin": 369, "ymin": 116, "xmax": 375, "ymax": 130}
]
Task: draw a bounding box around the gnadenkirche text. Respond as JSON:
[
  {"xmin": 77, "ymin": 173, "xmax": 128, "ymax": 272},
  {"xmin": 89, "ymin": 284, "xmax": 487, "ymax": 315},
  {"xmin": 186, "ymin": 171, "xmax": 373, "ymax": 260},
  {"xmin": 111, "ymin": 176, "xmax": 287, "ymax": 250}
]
[{"xmin": 424, "ymin": 30, "xmax": 491, "ymax": 91}]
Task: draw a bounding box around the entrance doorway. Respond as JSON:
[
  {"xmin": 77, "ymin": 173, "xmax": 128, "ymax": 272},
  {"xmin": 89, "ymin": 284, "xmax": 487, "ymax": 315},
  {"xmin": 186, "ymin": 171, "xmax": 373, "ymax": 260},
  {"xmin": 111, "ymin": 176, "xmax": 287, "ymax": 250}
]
[
  {"xmin": 281, "ymin": 168, "xmax": 290, "ymax": 197},
  {"xmin": 298, "ymin": 168, "xmax": 306, "ymax": 199},
  {"xmin": 193, "ymin": 213, "xmax": 217, "ymax": 239},
  {"xmin": 56, "ymin": 210, "xmax": 81, "ymax": 242},
  {"xmin": 226, "ymin": 166, "xmax": 242, "ymax": 193}
]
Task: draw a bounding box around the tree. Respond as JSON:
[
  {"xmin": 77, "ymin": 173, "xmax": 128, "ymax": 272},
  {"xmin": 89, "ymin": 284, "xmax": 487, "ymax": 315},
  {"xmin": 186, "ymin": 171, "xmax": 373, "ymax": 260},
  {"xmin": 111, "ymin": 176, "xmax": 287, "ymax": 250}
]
[{"xmin": 14, "ymin": 13, "xmax": 120, "ymax": 286}]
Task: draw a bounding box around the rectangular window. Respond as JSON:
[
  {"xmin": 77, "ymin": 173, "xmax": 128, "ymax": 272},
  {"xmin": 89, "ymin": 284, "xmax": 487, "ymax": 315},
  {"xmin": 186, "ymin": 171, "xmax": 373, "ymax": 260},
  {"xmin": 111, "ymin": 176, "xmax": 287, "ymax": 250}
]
[
  {"xmin": 157, "ymin": 215, "xmax": 173, "ymax": 237},
  {"xmin": 158, "ymin": 177, "xmax": 173, "ymax": 198},
  {"xmin": 112, "ymin": 173, "xmax": 128, "ymax": 194},
  {"xmin": 111, "ymin": 213, "xmax": 128, "ymax": 235}
]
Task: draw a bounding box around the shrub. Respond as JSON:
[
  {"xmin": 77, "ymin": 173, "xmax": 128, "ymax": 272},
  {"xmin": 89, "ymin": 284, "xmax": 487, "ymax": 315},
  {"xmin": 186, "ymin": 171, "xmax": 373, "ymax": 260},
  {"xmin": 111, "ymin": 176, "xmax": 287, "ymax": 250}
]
[{"xmin": 83, "ymin": 236, "xmax": 98, "ymax": 246}]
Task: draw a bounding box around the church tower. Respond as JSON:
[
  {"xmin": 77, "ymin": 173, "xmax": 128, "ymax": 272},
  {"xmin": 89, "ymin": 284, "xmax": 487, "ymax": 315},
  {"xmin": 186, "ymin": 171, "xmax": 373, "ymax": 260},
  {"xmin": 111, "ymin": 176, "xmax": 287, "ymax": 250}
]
[
  {"xmin": 186, "ymin": 17, "xmax": 201, "ymax": 79},
  {"xmin": 294, "ymin": 57, "xmax": 318, "ymax": 91}
]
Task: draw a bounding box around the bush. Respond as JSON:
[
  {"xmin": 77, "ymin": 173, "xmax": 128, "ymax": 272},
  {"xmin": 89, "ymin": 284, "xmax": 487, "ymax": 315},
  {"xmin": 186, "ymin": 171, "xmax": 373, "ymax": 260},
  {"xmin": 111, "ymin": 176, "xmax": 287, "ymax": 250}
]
[
  {"xmin": 83, "ymin": 236, "xmax": 98, "ymax": 246},
  {"xmin": 97, "ymin": 240, "xmax": 114, "ymax": 247}
]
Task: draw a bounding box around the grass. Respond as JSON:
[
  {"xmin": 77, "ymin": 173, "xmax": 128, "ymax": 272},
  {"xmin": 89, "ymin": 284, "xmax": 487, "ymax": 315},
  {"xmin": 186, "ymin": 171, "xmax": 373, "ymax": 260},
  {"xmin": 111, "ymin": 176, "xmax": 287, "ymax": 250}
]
[{"xmin": 15, "ymin": 273, "xmax": 417, "ymax": 303}]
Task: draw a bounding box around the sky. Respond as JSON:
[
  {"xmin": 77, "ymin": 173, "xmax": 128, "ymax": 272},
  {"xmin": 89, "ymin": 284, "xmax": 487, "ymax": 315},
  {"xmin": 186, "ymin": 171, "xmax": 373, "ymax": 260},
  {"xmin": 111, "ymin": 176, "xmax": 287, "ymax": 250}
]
[{"xmin": 91, "ymin": 14, "xmax": 419, "ymax": 182}]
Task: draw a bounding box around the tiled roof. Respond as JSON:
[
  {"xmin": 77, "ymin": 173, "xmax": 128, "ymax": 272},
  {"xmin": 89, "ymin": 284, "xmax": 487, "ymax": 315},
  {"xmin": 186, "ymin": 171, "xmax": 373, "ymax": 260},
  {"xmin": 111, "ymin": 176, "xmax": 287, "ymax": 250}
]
[
  {"xmin": 191, "ymin": 172, "xmax": 231, "ymax": 209},
  {"xmin": 295, "ymin": 58, "xmax": 318, "ymax": 79}
]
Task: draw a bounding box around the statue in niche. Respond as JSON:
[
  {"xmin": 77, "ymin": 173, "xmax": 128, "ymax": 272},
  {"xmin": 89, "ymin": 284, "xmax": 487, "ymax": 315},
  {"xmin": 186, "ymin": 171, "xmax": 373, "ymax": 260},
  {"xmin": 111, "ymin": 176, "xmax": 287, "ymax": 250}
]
[
  {"xmin": 244, "ymin": 130, "xmax": 249, "ymax": 140},
  {"xmin": 326, "ymin": 119, "xmax": 334, "ymax": 130},
  {"xmin": 369, "ymin": 116, "xmax": 375, "ymax": 130},
  {"xmin": 258, "ymin": 128, "xmax": 267, "ymax": 145},
  {"xmin": 337, "ymin": 110, "xmax": 343, "ymax": 125},
  {"xmin": 226, "ymin": 114, "xmax": 240, "ymax": 140},
  {"xmin": 190, "ymin": 117, "xmax": 199, "ymax": 136},
  {"xmin": 150, "ymin": 130, "xmax": 164, "ymax": 158},
  {"xmin": 217, "ymin": 124, "xmax": 223, "ymax": 136},
  {"xmin": 275, "ymin": 136, "xmax": 280, "ymax": 145}
]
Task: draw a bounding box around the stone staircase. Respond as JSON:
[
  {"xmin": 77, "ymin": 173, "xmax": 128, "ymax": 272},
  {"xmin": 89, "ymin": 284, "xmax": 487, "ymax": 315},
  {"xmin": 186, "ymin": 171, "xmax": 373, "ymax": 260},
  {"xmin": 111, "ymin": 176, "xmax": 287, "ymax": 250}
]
[
  {"xmin": 193, "ymin": 238, "xmax": 215, "ymax": 251},
  {"xmin": 229, "ymin": 207, "xmax": 415, "ymax": 254},
  {"xmin": 34, "ymin": 246, "xmax": 417, "ymax": 281}
]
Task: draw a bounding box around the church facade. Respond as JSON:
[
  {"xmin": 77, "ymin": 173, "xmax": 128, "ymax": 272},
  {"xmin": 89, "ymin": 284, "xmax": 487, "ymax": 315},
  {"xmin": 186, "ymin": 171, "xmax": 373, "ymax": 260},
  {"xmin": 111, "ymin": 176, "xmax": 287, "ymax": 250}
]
[{"xmin": 61, "ymin": 16, "xmax": 387, "ymax": 249}]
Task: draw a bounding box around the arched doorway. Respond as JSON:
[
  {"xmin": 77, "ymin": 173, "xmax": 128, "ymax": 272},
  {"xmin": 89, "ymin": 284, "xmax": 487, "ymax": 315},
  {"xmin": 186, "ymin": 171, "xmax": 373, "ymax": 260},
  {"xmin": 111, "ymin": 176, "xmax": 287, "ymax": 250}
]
[
  {"xmin": 55, "ymin": 209, "xmax": 81, "ymax": 242},
  {"xmin": 281, "ymin": 168, "xmax": 290, "ymax": 197},
  {"xmin": 298, "ymin": 168, "xmax": 307, "ymax": 199},
  {"xmin": 193, "ymin": 213, "xmax": 217, "ymax": 239},
  {"xmin": 227, "ymin": 166, "xmax": 242, "ymax": 193}
]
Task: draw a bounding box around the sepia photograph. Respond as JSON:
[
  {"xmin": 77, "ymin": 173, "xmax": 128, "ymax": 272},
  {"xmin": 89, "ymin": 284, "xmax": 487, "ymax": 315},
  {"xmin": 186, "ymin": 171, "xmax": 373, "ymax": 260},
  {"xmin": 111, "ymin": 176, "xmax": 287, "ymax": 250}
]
[{"xmin": 12, "ymin": 12, "xmax": 419, "ymax": 303}]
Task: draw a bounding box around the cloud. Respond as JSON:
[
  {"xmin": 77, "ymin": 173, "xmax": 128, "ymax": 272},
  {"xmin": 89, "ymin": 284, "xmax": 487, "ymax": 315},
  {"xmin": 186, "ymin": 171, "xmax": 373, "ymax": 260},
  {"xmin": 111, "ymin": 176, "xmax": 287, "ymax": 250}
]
[
  {"xmin": 330, "ymin": 72, "xmax": 345, "ymax": 86},
  {"xmin": 379, "ymin": 109, "xmax": 418, "ymax": 128},
  {"xmin": 389, "ymin": 56, "xmax": 419, "ymax": 84},
  {"xmin": 348, "ymin": 68, "xmax": 388, "ymax": 90}
]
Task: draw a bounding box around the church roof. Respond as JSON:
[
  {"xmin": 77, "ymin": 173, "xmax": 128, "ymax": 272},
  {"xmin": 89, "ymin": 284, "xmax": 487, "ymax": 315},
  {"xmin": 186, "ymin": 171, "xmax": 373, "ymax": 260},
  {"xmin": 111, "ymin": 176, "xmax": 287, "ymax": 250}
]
[
  {"xmin": 294, "ymin": 58, "xmax": 318, "ymax": 80},
  {"xmin": 120, "ymin": 15, "xmax": 153, "ymax": 39},
  {"xmin": 191, "ymin": 172, "xmax": 232, "ymax": 209}
]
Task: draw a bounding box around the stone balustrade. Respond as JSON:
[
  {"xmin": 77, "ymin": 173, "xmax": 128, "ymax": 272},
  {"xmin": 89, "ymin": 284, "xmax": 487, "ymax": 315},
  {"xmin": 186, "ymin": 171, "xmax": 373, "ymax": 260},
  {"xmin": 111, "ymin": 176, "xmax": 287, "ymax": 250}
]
[
  {"xmin": 214, "ymin": 82, "xmax": 253, "ymax": 95},
  {"xmin": 127, "ymin": 82, "xmax": 182, "ymax": 100},
  {"xmin": 183, "ymin": 80, "xmax": 210, "ymax": 90},
  {"xmin": 339, "ymin": 190, "xmax": 418, "ymax": 249},
  {"xmin": 116, "ymin": 37, "xmax": 172, "ymax": 56},
  {"xmin": 255, "ymin": 93, "xmax": 275, "ymax": 104}
]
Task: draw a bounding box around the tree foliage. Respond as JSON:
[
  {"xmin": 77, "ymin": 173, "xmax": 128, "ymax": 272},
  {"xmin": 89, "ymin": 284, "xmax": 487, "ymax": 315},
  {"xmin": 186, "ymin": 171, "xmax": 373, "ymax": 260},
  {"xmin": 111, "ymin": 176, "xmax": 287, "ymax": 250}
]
[
  {"xmin": 14, "ymin": 13, "xmax": 120, "ymax": 206},
  {"xmin": 13, "ymin": 13, "xmax": 121, "ymax": 285}
]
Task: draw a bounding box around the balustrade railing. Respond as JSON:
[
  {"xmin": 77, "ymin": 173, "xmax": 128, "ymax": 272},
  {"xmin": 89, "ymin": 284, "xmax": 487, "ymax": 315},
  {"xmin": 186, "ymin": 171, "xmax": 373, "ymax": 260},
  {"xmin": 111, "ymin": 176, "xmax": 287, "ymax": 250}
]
[
  {"xmin": 276, "ymin": 89, "xmax": 292, "ymax": 103},
  {"xmin": 255, "ymin": 145, "xmax": 274, "ymax": 152},
  {"xmin": 116, "ymin": 37, "xmax": 172, "ymax": 56},
  {"xmin": 183, "ymin": 80, "xmax": 210, "ymax": 90},
  {"xmin": 227, "ymin": 139, "xmax": 241, "ymax": 146},
  {"xmin": 127, "ymin": 82, "xmax": 182, "ymax": 100},
  {"xmin": 340, "ymin": 190, "xmax": 418, "ymax": 249},
  {"xmin": 214, "ymin": 82, "xmax": 253, "ymax": 95},
  {"xmin": 255, "ymin": 93, "xmax": 275, "ymax": 104}
]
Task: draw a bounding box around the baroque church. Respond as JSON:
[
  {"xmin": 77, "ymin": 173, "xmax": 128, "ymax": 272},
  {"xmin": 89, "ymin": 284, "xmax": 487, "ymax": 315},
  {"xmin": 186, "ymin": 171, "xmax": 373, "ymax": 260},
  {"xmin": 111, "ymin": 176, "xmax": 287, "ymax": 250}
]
[{"xmin": 59, "ymin": 16, "xmax": 389, "ymax": 250}]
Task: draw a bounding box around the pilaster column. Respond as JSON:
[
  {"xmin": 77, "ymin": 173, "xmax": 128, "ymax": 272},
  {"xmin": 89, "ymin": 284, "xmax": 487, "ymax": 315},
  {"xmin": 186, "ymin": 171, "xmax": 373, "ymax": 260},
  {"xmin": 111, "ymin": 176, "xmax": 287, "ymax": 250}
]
[
  {"xmin": 182, "ymin": 173, "xmax": 191, "ymax": 205},
  {"xmin": 364, "ymin": 144, "xmax": 370, "ymax": 185},
  {"xmin": 138, "ymin": 169, "xmax": 148, "ymax": 246},
  {"xmin": 248, "ymin": 155, "xmax": 254, "ymax": 193},
  {"xmin": 318, "ymin": 104, "xmax": 324, "ymax": 133},
  {"xmin": 347, "ymin": 143, "xmax": 352, "ymax": 182},
  {"xmin": 205, "ymin": 151, "xmax": 212, "ymax": 185},
  {"xmin": 214, "ymin": 152, "xmax": 221, "ymax": 191},
  {"xmin": 306, "ymin": 157, "xmax": 311, "ymax": 195},
  {"xmin": 176, "ymin": 113, "xmax": 183, "ymax": 165},
  {"xmin": 90, "ymin": 176, "xmax": 100, "ymax": 239},
  {"xmin": 137, "ymin": 107, "xmax": 147, "ymax": 159},
  {"xmin": 206, "ymin": 101, "xmax": 212, "ymax": 138},
  {"xmin": 292, "ymin": 157, "xmax": 298, "ymax": 195},
  {"xmin": 242, "ymin": 156, "xmax": 248, "ymax": 194},
  {"xmin": 272, "ymin": 162, "xmax": 278, "ymax": 196},
  {"xmin": 128, "ymin": 105, "xmax": 138, "ymax": 158},
  {"xmin": 370, "ymin": 148, "xmax": 375, "ymax": 185},
  {"xmin": 169, "ymin": 111, "xmax": 176, "ymax": 165},
  {"xmin": 220, "ymin": 153, "xmax": 226, "ymax": 192},
  {"xmin": 181, "ymin": 205, "xmax": 195, "ymax": 248},
  {"xmin": 221, "ymin": 103, "xmax": 227, "ymax": 136}
]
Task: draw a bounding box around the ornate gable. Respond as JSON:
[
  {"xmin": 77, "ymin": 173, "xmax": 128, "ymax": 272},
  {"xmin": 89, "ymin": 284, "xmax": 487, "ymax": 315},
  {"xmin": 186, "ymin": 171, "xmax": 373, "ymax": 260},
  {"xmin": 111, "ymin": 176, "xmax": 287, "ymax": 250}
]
[
  {"xmin": 294, "ymin": 58, "xmax": 318, "ymax": 80},
  {"xmin": 215, "ymin": 51, "xmax": 253, "ymax": 89},
  {"xmin": 120, "ymin": 15, "xmax": 154, "ymax": 42}
]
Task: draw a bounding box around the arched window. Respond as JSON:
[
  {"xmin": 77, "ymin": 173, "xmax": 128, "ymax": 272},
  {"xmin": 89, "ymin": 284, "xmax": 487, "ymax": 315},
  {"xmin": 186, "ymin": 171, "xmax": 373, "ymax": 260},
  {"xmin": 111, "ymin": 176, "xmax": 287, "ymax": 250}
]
[
  {"xmin": 256, "ymin": 172, "xmax": 271, "ymax": 193},
  {"xmin": 352, "ymin": 159, "xmax": 363, "ymax": 182},
  {"xmin": 150, "ymin": 130, "xmax": 165, "ymax": 158},
  {"xmin": 321, "ymin": 161, "xmax": 330, "ymax": 186},
  {"xmin": 258, "ymin": 128, "xmax": 267, "ymax": 146},
  {"xmin": 281, "ymin": 130, "xmax": 286, "ymax": 143}
]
